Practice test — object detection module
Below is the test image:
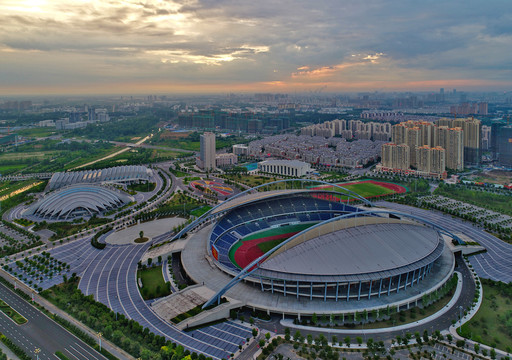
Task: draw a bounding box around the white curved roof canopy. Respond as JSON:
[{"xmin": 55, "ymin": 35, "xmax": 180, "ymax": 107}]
[
  {"xmin": 24, "ymin": 185, "xmax": 133, "ymax": 220},
  {"xmin": 49, "ymin": 165, "xmax": 153, "ymax": 190}
]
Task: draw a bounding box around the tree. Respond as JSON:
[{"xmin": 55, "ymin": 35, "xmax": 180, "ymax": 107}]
[
  {"xmin": 139, "ymin": 230, "xmax": 144, "ymax": 239},
  {"xmin": 474, "ymin": 343, "xmax": 480, "ymax": 354},
  {"xmin": 265, "ymin": 332, "xmax": 271, "ymax": 341},
  {"xmin": 356, "ymin": 337, "xmax": 363, "ymax": 345},
  {"xmin": 147, "ymin": 258, "xmax": 152, "ymax": 266},
  {"xmin": 344, "ymin": 336, "xmax": 351, "ymax": 347},
  {"xmin": 294, "ymin": 331, "xmax": 302, "ymax": 342}
]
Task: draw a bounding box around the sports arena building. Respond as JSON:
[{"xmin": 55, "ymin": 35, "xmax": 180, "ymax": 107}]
[
  {"xmin": 23, "ymin": 185, "xmax": 134, "ymax": 220},
  {"xmin": 176, "ymin": 179, "xmax": 459, "ymax": 317},
  {"xmin": 49, "ymin": 165, "xmax": 153, "ymax": 190}
]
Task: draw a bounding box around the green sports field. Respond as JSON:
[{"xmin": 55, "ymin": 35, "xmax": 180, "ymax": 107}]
[
  {"xmin": 311, "ymin": 181, "xmax": 395, "ymax": 198},
  {"xmin": 341, "ymin": 183, "xmax": 394, "ymax": 197},
  {"xmin": 243, "ymin": 223, "xmax": 315, "ymax": 241}
]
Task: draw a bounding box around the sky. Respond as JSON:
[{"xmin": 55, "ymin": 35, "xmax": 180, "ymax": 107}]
[{"xmin": 1, "ymin": 0, "xmax": 511, "ymax": 95}]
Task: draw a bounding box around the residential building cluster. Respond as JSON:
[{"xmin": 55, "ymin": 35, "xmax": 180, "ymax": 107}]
[
  {"xmin": 450, "ymin": 102, "xmax": 488, "ymax": 116},
  {"xmin": 377, "ymin": 117, "xmax": 481, "ymax": 178},
  {"xmin": 300, "ymin": 119, "xmax": 391, "ymax": 141},
  {"xmin": 360, "ymin": 111, "xmax": 441, "ymax": 123},
  {"xmin": 246, "ymin": 135, "xmax": 384, "ymax": 168}
]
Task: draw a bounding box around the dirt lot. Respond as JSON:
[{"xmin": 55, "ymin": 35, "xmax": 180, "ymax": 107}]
[
  {"xmin": 159, "ymin": 131, "xmax": 191, "ymax": 140},
  {"xmin": 468, "ymin": 170, "xmax": 512, "ymax": 185}
]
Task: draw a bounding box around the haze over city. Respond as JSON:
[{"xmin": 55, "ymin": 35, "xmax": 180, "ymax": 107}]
[{"xmin": 1, "ymin": 0, "xmax": 512, "ymax": 95}]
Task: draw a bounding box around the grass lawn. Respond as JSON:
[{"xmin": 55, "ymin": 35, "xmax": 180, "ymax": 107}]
[
  {"xmin": 137, "ymin": 266, "xmax": 171, "ymax": 300},
  {"xmin": 17, "ymin": 128, "xmax": 58, "ymax": 138},
  {"xmin": 0, "ymin": 299, "xmax": 28, "ymax": 325},
  {"xmin": 169, "ymin": 168, "xmax": 189, "ymax": 178},
  {"xmin": 190, "ymin": 205, "xmax": 212, "ymax": 217},
  {"xmin": 459, "ymin": 281, "xmax": 512, "ymax": 352},
  {"xmin": 222, "ymin": 174, "xmax": 277, "ymax": 188},
  {"xmin": 0, "ymin": 163, "xmax": 27, "ymax": 175},
  {"xmin": 127, "ymin": 182, "xmax": 156, "ymax": 192}
]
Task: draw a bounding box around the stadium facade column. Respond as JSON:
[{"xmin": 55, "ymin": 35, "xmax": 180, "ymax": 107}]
[
  {"xmin": 368, "ymin": 280, "xmax": 372, "ymax": 299},
  {"xmin": 271, "ymin": 279, "xmax": 274, "ymax": 293},
  {"xmin": 378, "ymin": 279, "xmax": 383, "ymax": 298},
  {"xmin": 284, "ymin": 280, "xmax": 287, "ymax": 296},
  {"xmin": 297, "ymin": 281, "xmax": 299, "ymax": 299},
  {"xmin": 357, "ymin": 281, "xmax": 362, "ymax": 300},
  {"xmin": 405, "ymin": 272, "xmax": 409, "ymax": 289},
  {"xmin": 346, "ymin": 282, "xmax": 351, "ymax": 301},
  {"xmin": 397, "ymin": 274, "xmax": 401, "ymax": 293},
  {"xmin": 335, "ymin": 282, "xmax": 339, "ymax": 301},
  {"xmin": 387, "ymin": 278, "xmax": 392, "ymax": 296},
  {"xmin": 310, "ymin": 282, "xmax": 313, "ymax": 300},
  {"xmin": 260, "ymin": 277, "xmax": 264, "ymax": 291},
  {"xmin": 411, "ymin": 269, "xmax": 416, "ymax": 287}
]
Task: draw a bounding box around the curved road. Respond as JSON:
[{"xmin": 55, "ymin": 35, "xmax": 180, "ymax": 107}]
[
  {"xmin": 376, "ymin": 201, "xmax": 512, "ymax": 283},
  {"xmin": 78, "ymin": 242, "xmax": 248, "ymax": 360}
]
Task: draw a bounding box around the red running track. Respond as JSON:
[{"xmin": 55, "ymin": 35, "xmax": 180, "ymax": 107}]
[{"xmin": 234, "ymin": 232, "xmax": 300, "ymax": 269}]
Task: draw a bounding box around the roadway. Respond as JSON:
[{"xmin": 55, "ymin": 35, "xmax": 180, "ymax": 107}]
[
  {"xmin": 0, "ymin": 282, "xmax": 107, "ymax": 360},
  {"xmin": 376, "ymin": 201, "xmax": 512, "ymax": 283},
  {"xmin": 77, "ymin": 241, "xmax": 251, "ymax": 360}
]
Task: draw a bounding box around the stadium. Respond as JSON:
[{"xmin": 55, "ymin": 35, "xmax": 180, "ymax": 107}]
[{"xmin": 177, "ymin": 179, "xmax": 459, "ymax": 317}]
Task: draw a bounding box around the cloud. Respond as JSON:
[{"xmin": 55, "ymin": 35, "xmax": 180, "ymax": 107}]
[{"xmin": 0, "ymin": 0, "xmax": 511, "ymax": 94}]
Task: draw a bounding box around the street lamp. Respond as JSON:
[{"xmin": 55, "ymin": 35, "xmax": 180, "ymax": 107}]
[
  {"xmin": 34, "ymin": 348, "xmax": 41, "ymax": 360},
  {"xmin": 98, "ymin": 332, "xmax": 103, "ymax": 352},
  {"xmin": 458, "ymin": 306, "xmax": 463, "ymax": 331}
]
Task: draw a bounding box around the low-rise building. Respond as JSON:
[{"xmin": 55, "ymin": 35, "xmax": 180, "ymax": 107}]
[
  {"xmin": 258, "ymin": 160, "xmax": 311, "ymax": 177},
  {"xmin": 216, "ymin": 153, "xmax": 237, "ymax": 168}
]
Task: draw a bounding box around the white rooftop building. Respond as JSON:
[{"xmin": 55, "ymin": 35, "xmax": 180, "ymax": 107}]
[{"xmin": 258, "ymin": 160, "xmax": 311, "ymax": 177}]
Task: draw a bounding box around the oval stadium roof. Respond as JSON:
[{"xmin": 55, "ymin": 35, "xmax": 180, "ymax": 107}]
[{"xmin": 258, "ymin": 221, "xmax": 442, "ymax": 282}]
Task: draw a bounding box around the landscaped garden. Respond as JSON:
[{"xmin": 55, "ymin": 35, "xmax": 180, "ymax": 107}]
[
  {"xmin": 0, "ymin": 299, "xmax": 27, "ymax": 325},
  {"xmin": 137, "ymin": 265, "xmax": 171, "ymax": 300}
]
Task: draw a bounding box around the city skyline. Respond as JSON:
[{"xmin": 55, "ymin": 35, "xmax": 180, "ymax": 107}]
[{"xmin": 1, "ymin": 0, "xmax": 512, "ymax": 95}]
